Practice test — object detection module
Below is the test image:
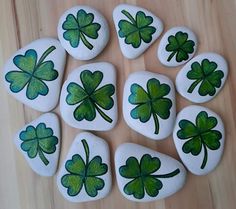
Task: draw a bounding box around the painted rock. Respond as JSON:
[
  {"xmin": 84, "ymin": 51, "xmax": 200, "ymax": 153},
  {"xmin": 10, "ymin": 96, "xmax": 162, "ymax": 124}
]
[
  {"xmin": 60, "ymin": 62, "xmax": 117, "ymax": 131},
  {"xmin": 57, "ymin": 132, "xmax": 112, "ymax": 202},
  {"xmin": 113, "ymin": 4, "xmax": 163, "ymax": 59},
  {"xmin": 14, "ymin": 113, "xmax": 60, "ymax": 176},
  {"xmin": 176, "ymin": 53, "xmax": 228, "ymax": 103},
  {"xmin": 123, "ymin": 71, "xmax": 176, "ymax": 140},
  {"xmin": 115, "ymin": 143, "xmax": 186, "ymax": 202},
  {"xmin": 58, "ymin": 5, "xmax": 109, "ymax": 60},
  {"xmin": 157, "ymin": 26, "xmax": 197, "ymax": 67},
  {"xmin": 173, "ymin": 105, "xmax": 225, "ymax": 175},
  {"xmin": 3, "ymin": 38, "xmax": 66, "ymax": 112}
]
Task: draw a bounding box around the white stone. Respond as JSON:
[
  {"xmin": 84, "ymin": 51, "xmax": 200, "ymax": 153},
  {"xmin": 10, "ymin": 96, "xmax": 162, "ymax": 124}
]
[
  {"xmin": 176, "ymin": 53, "xmax": 228, "ymax": 103},
  {"xmin": 157, "ymin": 26, "xmax": 197, "ymax": 67},
  {"xmin": 14, "ymin": 113, "xmax": 61, "ymax": 176},
  {"xmin": 173, "ymin": 105, "xmax": 225, "ymax": 175},
  {"xmin": 57, "ymin": 132, "xmax": 112, "ymax": 202},
  {"xmin": 60, "ymin": 62, "xmax": 117, "ymax": 131},
  {"xmin": 57, "ymin": 5, "xmax": 109, "ymax": 60},
  {"xmin": 113, "ymin": 4, "xmax": 163, "ymax": 59},
  {"xmin": 3, "ymin": 38, "xmax": 66, "ymax": 112},
  {"xmin": 123, "ymin": 71, "xmax": 176, "ymax": 140},
  {"xmin": 115, "ymin": 143, "xmax": 186, "ymax": 202}
]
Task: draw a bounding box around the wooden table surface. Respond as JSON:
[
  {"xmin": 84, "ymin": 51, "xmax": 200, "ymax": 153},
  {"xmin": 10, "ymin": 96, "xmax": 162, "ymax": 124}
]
[{"xmin": 1, "ymin": 0, "xmax": 236, "ymax": 209}]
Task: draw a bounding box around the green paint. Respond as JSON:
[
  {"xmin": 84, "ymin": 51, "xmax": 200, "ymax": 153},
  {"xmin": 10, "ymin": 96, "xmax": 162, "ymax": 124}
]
[
  {"xmin": 61, "ymin": 139, "xmax": 108, "ymax": 197},
  {"xmin": 5, "ymin": 46, "xmax": 58, "ymax": 100},
  {"xmin": 177, "ymin": 111, "xmax": 222, "ymax": 169},
  {"xmin": 19, "ymin": 123, "xmax": 58, "ymax": 165},
  {"xmin": 66, "ymin": 70, "xmax": 115, "ymax": 123},
  {"xmin": 118, "ymin": 10, "xmax": 156, "ymax": 48},
  {"xmin": 62, "ymin": 9, "xmax": 101, "ymax": 49},
  {"xmin": 119, "ymin": 154, "xmax": 180, "ymax": 199},
  {"xmin": 128, "ymin": 78, "xmax": 172, "ymax": 134}
]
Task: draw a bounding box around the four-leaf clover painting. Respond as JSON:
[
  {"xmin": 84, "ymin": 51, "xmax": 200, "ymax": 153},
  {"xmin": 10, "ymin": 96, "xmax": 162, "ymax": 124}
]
[
  {"xmin": 187, "ymin": 59, "xmax": 224, "ymax": 96},
  {"xmin": 177, "ymin": 111, "xmax": 222, "ymax": 169},
  {"xmin": 118, "ymin": 10, "xmax": 156, "ymax": 48},
  {"xmin": 5, "ymin": 46, "xmax": 58, "ymax": 100},
  {"xmin": 19, "ymin": 123, "xmax": 58, "ymax": 166},
  {"xmin": 166, "ymin": 31, "xmax": 195, "ymax": 62},
  {"xmin": 129, "ymin": 78, "xmax": 172, "ymax": 134},
  {"xmin": 61, "ymin": 139, "xmax": 108, "ymax": 197},
  {"xmin": 66, "ymin": 70, "xmax": 115, "ymax": 123},
  {"xmin": 62, "ymin": 9, "xmax": 101, "ymax": 50},
  {"xmin": 119, "ymin": 154, "xmax": 180, "ymax": 199}
]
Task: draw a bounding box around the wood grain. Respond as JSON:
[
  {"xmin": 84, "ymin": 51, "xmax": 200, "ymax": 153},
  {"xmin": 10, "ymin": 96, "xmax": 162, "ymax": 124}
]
[{"xmin": 0, "ymin": 0, "xmax": 236, "ymax": 209}]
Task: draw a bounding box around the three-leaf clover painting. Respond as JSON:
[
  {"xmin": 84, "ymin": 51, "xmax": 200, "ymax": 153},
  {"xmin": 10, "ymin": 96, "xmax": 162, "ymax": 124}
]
[
  {"xmin": 119, "ymin": 154, "xmax": 180, "ymax": 199},
  {"xmin": 66, "ymin": 70, "xmax": 115, "ymax": 123},
  {"xmin": 5, "ymin": 46, "xmax": 58, "ymax": 100},
  {"xmin": 187, "ymin": 59, "xmax": 224, "ymax": 96},
  {"xmin": 19, "ymin": 123, "xmax": 58, "ymax": 166},
  {"xmin": 128, "ymin": 78, "xmax": 172, "ymax": 134},
  {"xmin": 61, "ymin": 139, "xmax": 108, "ymax": 197},
  {"xmin": 62, "ymin": 9, "xmax": 101, "ymax": 50},
  {"xmin": 166, "ymin": 31, "xmax": 195, "ymax": 62},
  {"xmin": 118, "ymin": 10, "xmax": 156, "ymax": 48},
  {"xmin": 177, "ymin": 111, "xmax": 222, "ymax": 169}
]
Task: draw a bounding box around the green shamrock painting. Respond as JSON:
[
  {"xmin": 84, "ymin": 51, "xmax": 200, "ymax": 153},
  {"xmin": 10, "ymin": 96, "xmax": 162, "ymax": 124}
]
[
  {"xmin": 62, "ymin": 9, "xmax": 101, "ymax": 49},
  {"xmin": 128, "ymin": 78, "xmax": 172, "ymax": 134},
  {"xmin": 119, "ymin": 154, "xmax": 180, "ymax": 199},
  {"xmin": 61, "ymin": 139, "xmax": 108, "ymax": 197},
  {"xmin": 66, "ymin": 70, "xmax": 115, "ymax": 123},
  {"xmin": 187, "ymin": 59, "xmax": 224, "ymax": 96},
  {"xmin": 5, "ymin": 46, "xmax": 58, "ymax": 100},
  {"xmin": 19, "ymin": 123, "xmax": 58, "ymax": 166},
  {"xmin": 166, "ymin": 31, "xmax": 195, "ymax": 62},
  {"xmin": 177, "ymin": 111, "xmax": 222, "ymax": 169},
  {"xmin": 118, "ymin": 10, "xmax": 156, "ymax": 48}
]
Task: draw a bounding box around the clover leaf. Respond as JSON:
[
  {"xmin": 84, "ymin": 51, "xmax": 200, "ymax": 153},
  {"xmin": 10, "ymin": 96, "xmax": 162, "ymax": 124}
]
[
  {"xmin": 5, "ymin": 46, "xmax": 58, "ymax": 100},
  {"xmin": 19, "ymin": 123, "xmax": 58, "ymax": 165},
  {"xmin": 166, "ymin": 31, "xmax": 195, "ymax": 62},
  {"xmin": 118, "ymin": 10, "xmax": 156, "ymax": 48},
  {"xmin": 187, "ymin": 59, "xmax": 224, "ymax": 96},
  {"xmin": 61, "ymin": 139, "xmax": 108, "ymax": 197},
  {"xmin": 177, "ymin": 111, "xmax": 222, "ymax": 169},
  {"xmin": 62, "ymin": 9, "xmax": 101, "ymax": 50},
  {"xmin": 128, "ymin": 78, "xmax": 172, "ymax": 134},
  {"xmin": 66, "ymin": 70, "xmax": 115, "ymax": 123},
  {"xmin": 119, "ymin": 154, "xmax": 180, "ymax": 199}
]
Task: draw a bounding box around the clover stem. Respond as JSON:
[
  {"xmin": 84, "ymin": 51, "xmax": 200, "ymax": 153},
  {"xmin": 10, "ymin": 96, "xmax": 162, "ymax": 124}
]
[
  {"xmin": 82, "ymin": 139, "xmax": 90, "ymax": 166},
  {"xmin": 38, "ymin": 149, "xmax": 49, "ymax": 166},
  {"xmin": 187, "ymin": 79, "xmax": 202, "ymax": 93},
  {"xmin": 37, "ymin": 46, "xmax": 56, "ymax": 66},
  {"xmin": 121, "ymin": 10, "xmax": 136, "ymax": 25},
  {"xmin": 167, "ymin": 51, "xmax": 176, "ymax": 62},
  {"xmin": 201, "ymin": 143, "xmax": 208, "ymax": 169},
  {"xmin": 80, "ymin": 33, "xmax": 93, "ymax": 50},
  {"xmin": 153, "ymin": 113, "xmax": 159, "ymax": 134},
  {"xmin": 153, "ymin": 168, "xmax": 180, "ymax": 178},
  {"xmin": 94, "ymin": 104, "xmax": 113, "ymax": 123}
]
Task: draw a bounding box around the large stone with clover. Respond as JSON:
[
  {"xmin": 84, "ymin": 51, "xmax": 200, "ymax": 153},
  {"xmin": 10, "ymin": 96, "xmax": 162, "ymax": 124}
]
[
  {"xmin": 157, "ymin": 26, "xmax": 198, "ymax": 67},
  {"xmin": 176, "ymin": 53, "xmax": 228, "ymax": 103},
  {"xmin": 60, "ymin": 62, "xmax": 117, "ymax": 131},
  {"xmin": 58, "ymin": 5, "xmax": 109, "ymax": 60},
  {"xmin": 123, "ymin": 71, "xmax": 176, "ymax": 140},
  {"xmin": 115, "ymin": 143, "xmax": 186, "ymax": 202},
  {"xmin": 57, "ymin": 132, "xmax": 112, "ymax": 202},
  {"xmin": 173, "ymin": 105, "xmax": 225, "ymax": 175},
  {"xmin": 3, "ymin": 38, "xmax": 66, "ymax": 112},
  {"xmin": 13, "ymin": 113, "xmax": 60, "ymax": 176},
  {"xmin": 113, "ymin": 4, "xmax": 163, "ymax": 59}
]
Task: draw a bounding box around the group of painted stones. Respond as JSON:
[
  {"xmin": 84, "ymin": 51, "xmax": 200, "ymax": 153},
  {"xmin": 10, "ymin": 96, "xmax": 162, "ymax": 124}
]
[{"xmin": 3, "ymin": 4, "xmax": 227, "ymax": 203}]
